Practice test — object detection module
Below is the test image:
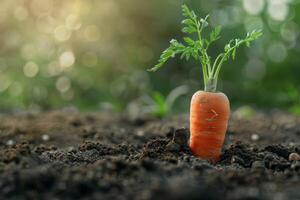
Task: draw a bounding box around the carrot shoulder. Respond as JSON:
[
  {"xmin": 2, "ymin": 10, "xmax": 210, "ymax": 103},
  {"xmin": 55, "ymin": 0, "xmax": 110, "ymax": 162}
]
[{"xmin": 189, "ymin": 91, "xmax": 230, "ymax": 163}]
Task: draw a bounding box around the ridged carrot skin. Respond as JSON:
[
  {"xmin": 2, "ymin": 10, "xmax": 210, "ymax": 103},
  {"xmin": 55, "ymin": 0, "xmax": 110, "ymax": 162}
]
[{"xmin": 189, "ymin": 91, "xmax": 230, "ymax": 163}]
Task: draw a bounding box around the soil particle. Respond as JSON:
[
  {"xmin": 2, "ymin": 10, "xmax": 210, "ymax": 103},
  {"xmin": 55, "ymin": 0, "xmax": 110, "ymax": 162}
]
[
  {"xmin": 166, "ymin": 141, "xmax": 180, "ymax": 152},
  {"xmin": 265, "ymin": 145, "xmax": 291, "ymax": 160},
  {"xmin": 33, "ymin": 144, "xmax": 57, "ymax": 154},
  {"xmin": 1, "ymin": 149, "xmax": 19, "ymax": 163},
  {"xmin": 230, "ymin": 156, "xmax": 245, "ymax": 166},
  {"xmin": 165, "ymin": 128, "xmax": 190, "ymax": 153},
  {"xmin": 220, "ymin": 142, "xmax": 260, "ymax": 167},
  {"xmin": 251, "ymin": 161, "xmax": 265, "ymax": 170},
  {"xmin": 141, "ymin": 138, "xmax": 170, "ymax": 158}
]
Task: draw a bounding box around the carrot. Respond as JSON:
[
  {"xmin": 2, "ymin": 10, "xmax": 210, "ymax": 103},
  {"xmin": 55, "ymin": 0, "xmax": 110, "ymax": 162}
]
[
  {"xmin": 189, "ymin": 91, "xmax": 230, "ymax": 163},
  {"xmin": 148, "ymin": 4, "xmax": 262, "ymax": 162}
]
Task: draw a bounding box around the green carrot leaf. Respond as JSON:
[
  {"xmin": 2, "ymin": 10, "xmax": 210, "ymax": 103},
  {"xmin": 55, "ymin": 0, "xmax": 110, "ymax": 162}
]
[
  {"xmin": 148, "ymin": 39, "xmax": 185, "ymax": 71},
  {"xmin": 149, "ymin": 4, "xmax": 262, "ymax": 92},
  {"xmin": 209, "ymin": 26, "xmax": 221, "ymax": 43},
  {"xmin": 184, "ymin": 37, "xmax": 195, "ymax": 46}
]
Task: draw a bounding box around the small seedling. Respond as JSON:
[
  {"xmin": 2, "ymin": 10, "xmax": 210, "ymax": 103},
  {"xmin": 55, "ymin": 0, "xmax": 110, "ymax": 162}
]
[
  {"xmin": 143, "ymin": 85, "xmax": 189, "ymax": 118},
  {"xmin": 149, "ymin": 5, "xmax": 262, "ymax": 163}
]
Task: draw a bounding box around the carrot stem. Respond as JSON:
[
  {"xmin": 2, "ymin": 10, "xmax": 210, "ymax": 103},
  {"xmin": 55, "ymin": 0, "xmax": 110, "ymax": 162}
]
[
  {"xmin": 204, "ymin": 78, "xmax": 217, "ymax": 92},
  {"xmin": 149, "ymin": 5, "xmax": 262, "ymax": 93}
]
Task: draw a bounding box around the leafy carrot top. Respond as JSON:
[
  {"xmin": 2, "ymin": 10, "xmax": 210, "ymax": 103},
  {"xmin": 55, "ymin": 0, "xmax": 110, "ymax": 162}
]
[{"xmin": 149, "ymin": 4, "xmax": 262, "ymax": 92}]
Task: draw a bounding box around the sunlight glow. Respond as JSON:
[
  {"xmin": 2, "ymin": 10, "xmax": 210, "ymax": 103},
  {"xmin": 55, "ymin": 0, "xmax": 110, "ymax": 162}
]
[
  {"xmin": 56, "ymin": 76, "xmax": 71, "ymax": 93},
  {"xmin": 243, "ymin": 0, "xmax": 265, "ymax": 15},
  {"xmin": 59, "ymin": 51, "xmax": 75, "ymax": 68},
  {"xmin": 267, "ymin": 42, "xmax": 287, "ymax": 63},
  {"xmin": 267, "ymin": 1, "xmax": 289, "ymax": 21},
  {"xmin": 54, "ymin": 26, "xmax": 71, "ymax": 41},
  {"xmin": 23, "ymin": 62, "xmax": 39, "ymax": 78},
  {"xmin": 0, "ymin": 75, "xmax": 11, "ymax": 92}
]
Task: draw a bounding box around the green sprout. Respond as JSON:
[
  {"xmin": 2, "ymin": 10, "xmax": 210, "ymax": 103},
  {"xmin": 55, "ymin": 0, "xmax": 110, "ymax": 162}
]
[
  {"xmin": 144, "ymin": 85, "xmax": 189, "ymax": 118},
  {"xmin": 149, "ymin": 4, "xmax": 262, "ymax": 92},
  {"xmin": 286, "ymin": 83, "xmax": 300, "ymax": 116}
]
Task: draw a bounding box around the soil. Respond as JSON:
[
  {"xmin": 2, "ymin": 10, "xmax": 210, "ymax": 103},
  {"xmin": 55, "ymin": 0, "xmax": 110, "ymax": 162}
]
[{"xmin": 0, "ymin": 110, "xmax": 300, "ymax": 200}]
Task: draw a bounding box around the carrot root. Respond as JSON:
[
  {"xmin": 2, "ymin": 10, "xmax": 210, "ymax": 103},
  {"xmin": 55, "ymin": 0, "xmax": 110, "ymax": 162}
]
[{"xmin": 189, "ymin": 90, "xmax": 230, "ymax": 163}]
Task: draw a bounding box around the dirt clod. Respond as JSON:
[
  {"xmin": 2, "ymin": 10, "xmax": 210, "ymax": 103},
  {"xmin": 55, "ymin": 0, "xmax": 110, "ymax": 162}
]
[
  {"xmin": 166, "ymin": 141, "xmax": 181, "ymax": 152},
  {"xmin": 172, "ymin": 128, "xmax": 189, "ymax": 147}
]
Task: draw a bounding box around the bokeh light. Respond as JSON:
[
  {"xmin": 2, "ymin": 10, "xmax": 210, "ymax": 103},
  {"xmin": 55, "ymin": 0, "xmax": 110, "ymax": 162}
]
[
  {"xmin": 56, "ymin": 76, "xmax": 71, "ymax": 93},
  {"xmin": 23, "ymin": 62, "xmax": 39, "ymax": 78},
  {"xmin": 66, "ymin": 14, "xmax": 82, "ymax": 30},
  {"xmin": 243, "ymin": 0, "xmax": 265, "ymax": 15},
  {"xmin": 267, "ymin": 0, "xmax": 289, "ymax": 21},
  {"xmin": 59, "ymin": 51, "xmax": 75, "ymax": 69},
  {"xmin": 54, "ymin": 26, "xmax": 71, "ymax": 41},
  {"xmin": 267, "ymin": 42, "xmax": 287, "ymax": 63}
]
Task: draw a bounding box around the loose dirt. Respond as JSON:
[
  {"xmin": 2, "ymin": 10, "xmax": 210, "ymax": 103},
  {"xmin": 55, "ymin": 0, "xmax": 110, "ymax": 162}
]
[{"xmin": 0, "ymin": 110, "xmax": 299, "ymax": 200}]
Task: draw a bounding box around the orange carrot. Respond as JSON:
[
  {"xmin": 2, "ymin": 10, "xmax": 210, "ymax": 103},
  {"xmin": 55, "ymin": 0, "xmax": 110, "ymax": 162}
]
[
  {"xmin": 148, "ymin": 5, "xmax": 262, "ymax": 163},
  {"xmin": 189, "ymin": 91, "xmax": 230, "ymax": 163}
]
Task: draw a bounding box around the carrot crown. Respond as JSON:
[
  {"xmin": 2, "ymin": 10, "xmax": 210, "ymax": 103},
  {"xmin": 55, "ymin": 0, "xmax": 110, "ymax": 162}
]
[{"xmin": 149, "ymin": 4, "xmax": 262, "ymax": 92}]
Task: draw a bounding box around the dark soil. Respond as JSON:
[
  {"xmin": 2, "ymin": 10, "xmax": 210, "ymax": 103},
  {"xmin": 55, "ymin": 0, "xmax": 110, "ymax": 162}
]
[{"xmin": 0, "ymin": 110, "xmax": 300, "ymax": 200}]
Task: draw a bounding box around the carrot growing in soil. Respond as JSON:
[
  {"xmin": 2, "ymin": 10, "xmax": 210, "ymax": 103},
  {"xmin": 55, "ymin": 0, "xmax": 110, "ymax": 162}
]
[{"xmin": 149, "ymin": 5, "xmax": 262, "ymax": 163}]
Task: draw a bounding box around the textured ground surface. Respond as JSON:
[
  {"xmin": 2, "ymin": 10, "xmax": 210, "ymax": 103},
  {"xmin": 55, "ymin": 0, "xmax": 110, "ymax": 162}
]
[{"xmin": 0, "ymin": 110, "xmax": 300, "ymax": 200}]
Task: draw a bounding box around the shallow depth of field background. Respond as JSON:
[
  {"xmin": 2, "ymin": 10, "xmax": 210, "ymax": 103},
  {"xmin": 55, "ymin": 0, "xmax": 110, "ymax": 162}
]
[{"xmin": 0, "ymin": 0, "xmax": 300, "ymax": 115}]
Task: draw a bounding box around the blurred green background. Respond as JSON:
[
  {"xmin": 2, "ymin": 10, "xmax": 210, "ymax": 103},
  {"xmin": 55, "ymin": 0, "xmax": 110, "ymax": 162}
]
[{"xmin": 0, "ymin": 0, "xmax": 300, "ymax": 115}]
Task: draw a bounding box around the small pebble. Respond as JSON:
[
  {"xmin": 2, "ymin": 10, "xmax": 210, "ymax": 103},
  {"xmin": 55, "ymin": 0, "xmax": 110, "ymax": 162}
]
[
  {"xmin": 6, "ymin": 140, "xmax": 15, "ymax": 146},
  {"xmin": 42, "ymin": 134, "xmax": 50, "ymax": 141},
  {"xmin": 271, "ymin": 124, "xmax": 277, "ymax": 131},
  {"xmin": 231, "ymin": 156, "xmax": 245, "ymax": 166},
  {"xmin": 251, "ymin": 134, "xmax": 260, "ymax": 141},
  {"xmin": 136, "ymin": 130, "xmax": 144, "ymax": 136},
  {"xmin": 183, "ymin": 155, "xmax": 190, "ymax": 162},
  {"xmin": 120, "ymin": 128, "xmax": 126, "ymax": 133},
  {"xmin": 251, "ymin": 161, "xmax": 265, "ymax": 169},
  {"xmin": 289, "ymin": 153, "xmax": 300, "ymax": 162},
  {"xmin": 288, "ymin": 142, "xmax": 295, "ymax": 147},
  {"xmin": 67, "ymin": 146, "xmax": 75, "ymax": 152}
]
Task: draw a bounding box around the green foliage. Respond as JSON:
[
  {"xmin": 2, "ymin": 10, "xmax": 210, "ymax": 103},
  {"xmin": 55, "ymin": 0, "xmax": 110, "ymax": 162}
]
[
  {"xmin": 149, "ymin": 39, "xmax": 186, "ymax": 72},
  {"xmin": 286, "ymin": 84, "xmax": 300, "ymax": 116},
  {"xmin": 235, "ymin": 106, "xmax": 256, "ymax": 119},
  {"xmin": 289, "ymin": 105, "xmax": 300, "ymax": 116},
  {"xmin": 149, "ymin": 92, "xmax": 168, "ymax": 118},
  {"xmin": 143, "ymin": 85, "xmax": 189, "ymax": 118},
  {"xmin": 149, "ymin": 4, "xmax": 262, "ymax": 92}
]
